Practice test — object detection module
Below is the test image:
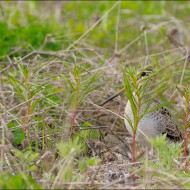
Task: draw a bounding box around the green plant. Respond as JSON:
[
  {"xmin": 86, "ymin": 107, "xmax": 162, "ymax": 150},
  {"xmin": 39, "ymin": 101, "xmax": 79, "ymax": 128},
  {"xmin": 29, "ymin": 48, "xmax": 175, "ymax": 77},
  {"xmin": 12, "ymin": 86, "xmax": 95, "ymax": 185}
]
[
  {"xmin": 6, "ymin": 61, "xmax": 63, "ymax": 144},
  {"xmin": 0, "ymin": 173, "xmax": 41, "ymax": 189},
  {"xmin": 0, "ymin": 147, "xmax": 41, "ymax": 189},
  {"xmin": 148, "ymin": 134, "xmax": 183, "ymax": 169},
  {"xmin": 176, "ymin": 86, "xmax": 190, "ymax": 172},
  {"xmin": 61, "ymin": 65, "xmax": 102, "ymax": 135},
  {"xmin": 50, "ymin": 138, "xmax": 100, "ymax": 189},
  {"xmin": 14, "ymin": 148, "xmax": 40, "ymax": 172},
  {"xmin": 139, "ymin": 135, "xmax": 184, "ymax": 188},
  {"xmin": 140, "ymin": 134, "xmax": 186, "ymax": 189},
  {"xmin": 123, "ymin": 66, "xmax": 170, "ymax": 164}
]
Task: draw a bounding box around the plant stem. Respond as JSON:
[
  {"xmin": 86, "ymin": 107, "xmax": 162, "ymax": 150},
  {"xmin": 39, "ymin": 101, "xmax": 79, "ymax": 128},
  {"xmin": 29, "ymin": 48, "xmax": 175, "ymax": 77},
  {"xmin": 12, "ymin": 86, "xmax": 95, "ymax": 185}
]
[
  {"xmin": 183, "ymin": 116, "xmax": 188, "ymax": 173},
  {"xmin": 131, "ymin": 132, "xmax": 138, "ymax": 184},
  {"xmin": 131, "ymin": 90, "xmax": 140, "ymax": 167},
  {"xmin": 132, "ymin": 132, "xmax": 136, "ymax": 167},
  {"xmin": 23, "ymin": 101, "xmax": 31, "ymax": 134},
  {"xmin": 183, "ymin": 130, "xmax": 188, "ymax": 172},
  {"xmin": 183, "ymin": 105, "xmax": 189, "ymax": 172},
  {"xmin": 71, "ymin": 110, "xmax": 77, "ymax": 126},
  {"xmin": 23, "ymin": 76, "xmax": 30, "ymax": 134}
]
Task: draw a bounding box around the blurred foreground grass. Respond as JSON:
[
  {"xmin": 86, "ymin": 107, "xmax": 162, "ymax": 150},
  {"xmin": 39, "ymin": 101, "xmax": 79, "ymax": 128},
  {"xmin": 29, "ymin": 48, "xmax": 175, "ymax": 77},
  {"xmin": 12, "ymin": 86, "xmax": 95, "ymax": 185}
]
[{"xmin": 1, "ymin": 1, "xmax": 190, "ymax": 59}]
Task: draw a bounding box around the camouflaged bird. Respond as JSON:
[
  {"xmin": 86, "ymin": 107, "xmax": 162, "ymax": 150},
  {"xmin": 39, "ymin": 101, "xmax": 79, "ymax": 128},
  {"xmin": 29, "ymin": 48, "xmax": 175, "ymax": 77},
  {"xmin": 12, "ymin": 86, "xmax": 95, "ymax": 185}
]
[{"xmin": 124, "ymin": 70, "xmax": 183, "ymax": 146}]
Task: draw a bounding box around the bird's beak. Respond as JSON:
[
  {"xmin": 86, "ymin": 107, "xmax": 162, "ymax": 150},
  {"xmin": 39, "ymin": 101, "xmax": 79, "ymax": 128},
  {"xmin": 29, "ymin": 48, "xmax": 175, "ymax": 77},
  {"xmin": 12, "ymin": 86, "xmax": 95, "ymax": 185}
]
[{"xmin": 99, "ymin": 88, "xmax": 125, "ymax": 106}]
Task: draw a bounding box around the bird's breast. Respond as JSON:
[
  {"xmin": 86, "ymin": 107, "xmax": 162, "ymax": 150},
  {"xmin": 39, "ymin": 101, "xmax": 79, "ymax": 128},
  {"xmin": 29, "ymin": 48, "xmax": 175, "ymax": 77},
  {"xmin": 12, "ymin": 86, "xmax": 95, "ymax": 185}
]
[{"xmin": 124, "ymin": 101, "xmax": 160, "ymax": 144}]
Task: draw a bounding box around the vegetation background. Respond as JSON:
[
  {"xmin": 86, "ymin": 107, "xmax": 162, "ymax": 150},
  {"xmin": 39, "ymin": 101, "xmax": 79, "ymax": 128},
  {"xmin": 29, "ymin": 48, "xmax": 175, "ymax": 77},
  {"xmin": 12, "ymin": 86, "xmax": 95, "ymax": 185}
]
[{"xmin": 0, "ymin": 1, "xmax": 190, "ymax": 189}]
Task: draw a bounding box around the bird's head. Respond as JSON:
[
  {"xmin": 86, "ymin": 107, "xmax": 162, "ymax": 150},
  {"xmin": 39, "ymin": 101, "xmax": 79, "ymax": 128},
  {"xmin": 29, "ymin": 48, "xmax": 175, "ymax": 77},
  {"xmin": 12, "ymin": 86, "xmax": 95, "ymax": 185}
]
[{"xmin": 100, "ymin": 68, "xmax": 155, "ymax": 106}]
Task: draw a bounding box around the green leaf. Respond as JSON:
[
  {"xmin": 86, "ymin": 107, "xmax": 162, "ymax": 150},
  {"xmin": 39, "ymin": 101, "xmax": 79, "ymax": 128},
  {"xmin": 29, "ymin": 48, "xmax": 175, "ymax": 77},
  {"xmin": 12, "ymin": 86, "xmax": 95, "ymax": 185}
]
[
  {"xmin": 28, "ymin": 165, "xmax": 38, "ymax": 172},
  {"xmin": 176, "ymin": 85, "xmax": 186, "ymax": 97},
  {"xmin": 12, "ymin": 128, "xmax": 25, "ymax": 145},
  {"xmin": 17, "ymin": 62, "xmax": 29, "ymax": 80},
  {"xmin": 30, "ymin": 98, "xmax": 41, "ymax": 114},
  {"xmin": 7, "ymin": 74, "xmax": 27, "ymax": 100},
  {"xmin": 56, "ymin": 139, "xmax": 82, "ymax": 158},
  {"xmin": 0, "ymin": 173, "xmax": 41, "ymax": 189},
  {"xmin": 7, "ymin": 121, "xmax": 24, "ymax": 145},
  {"xmin": 61, "ymin": 73, "xmax": 75, "ymax": 90},
  {"xmin": 78, "ymin": 157, "xmax": 100, "ymax": 173},
  {"xmin": 29, "ymin": 82, "xmax": 50, "ymax": 99},
  {"xmin": 81, "ymin": 121, "xmax": 92, "ymax": 127},
  {"xmin": 123, "ymin": 72, "xmax": 137, "ymax": 118},
  {"xmin": 27, "ymin": 152, "xmax": 39, "ymax": 163},
  {"xmin": 141, "ymin": 102, "xmax": 171, "ymax": 118},
  {"xmin": 124, "ymin": 112, "xmax": 135, "ymax": 131}
]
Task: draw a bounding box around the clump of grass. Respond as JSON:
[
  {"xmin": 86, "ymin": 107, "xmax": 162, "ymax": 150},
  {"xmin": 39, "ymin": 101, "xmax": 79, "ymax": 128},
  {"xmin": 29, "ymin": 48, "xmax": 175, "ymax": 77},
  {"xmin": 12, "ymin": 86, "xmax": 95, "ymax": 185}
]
[
  {"xmin": 139, "ymin": 135, "xmax": 184, "ymax": 189},
  {"xmin": 49, "ymin": 138, "xmax": 100, "ymax": 189}
]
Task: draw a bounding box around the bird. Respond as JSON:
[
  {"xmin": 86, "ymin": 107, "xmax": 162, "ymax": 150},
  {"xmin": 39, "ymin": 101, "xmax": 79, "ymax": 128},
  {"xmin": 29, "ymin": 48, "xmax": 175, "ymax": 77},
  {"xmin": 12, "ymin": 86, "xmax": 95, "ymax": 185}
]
[
  {"xmin": 100, "ymin": 69, "xmax": 183, "ymax": 147},
  {"xmin": 124, "ymin": 69, "xmax": 183, "ymax": 146}
]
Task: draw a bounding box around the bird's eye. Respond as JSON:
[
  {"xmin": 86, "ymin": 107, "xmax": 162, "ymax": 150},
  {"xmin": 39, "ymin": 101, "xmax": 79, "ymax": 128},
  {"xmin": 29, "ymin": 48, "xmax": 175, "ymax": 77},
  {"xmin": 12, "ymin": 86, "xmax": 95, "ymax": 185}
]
[{"xmin": 141, "ymin": 72, "xmax": 146, "ymax": 76}]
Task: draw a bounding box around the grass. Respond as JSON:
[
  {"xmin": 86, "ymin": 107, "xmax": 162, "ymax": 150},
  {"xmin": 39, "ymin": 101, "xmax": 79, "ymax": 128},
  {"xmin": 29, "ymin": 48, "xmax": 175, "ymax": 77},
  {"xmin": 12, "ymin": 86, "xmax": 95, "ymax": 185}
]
[{"xmin": 0, "ymin": 1, "xmax": 190, "ymax": 189}]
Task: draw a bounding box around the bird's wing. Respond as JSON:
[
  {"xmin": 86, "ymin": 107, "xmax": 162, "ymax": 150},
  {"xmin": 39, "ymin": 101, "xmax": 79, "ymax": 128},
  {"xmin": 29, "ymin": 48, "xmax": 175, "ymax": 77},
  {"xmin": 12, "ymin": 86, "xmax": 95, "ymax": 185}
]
[{"xmin": 157, "ymin": 107, "xmax": 183, "ymax": 142}]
